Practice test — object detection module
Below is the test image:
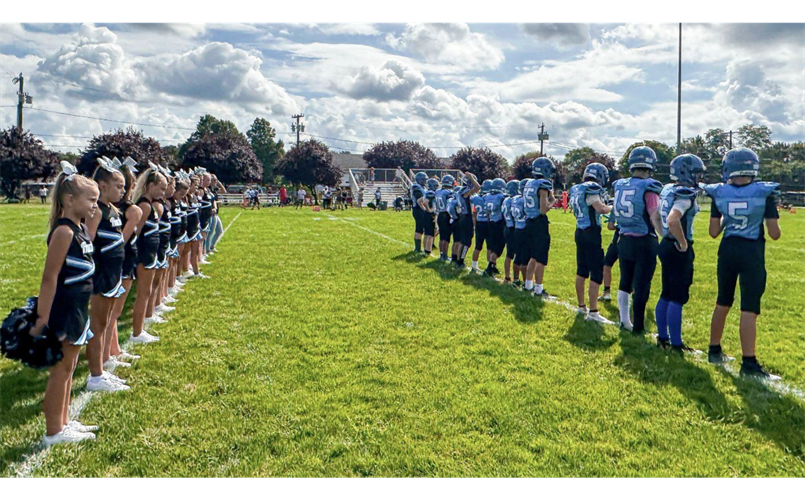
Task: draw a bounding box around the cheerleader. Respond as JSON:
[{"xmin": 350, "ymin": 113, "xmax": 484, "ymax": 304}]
[
  {"xmin": 130, "ymin": 167, "xmax": 167, "ymax": 344},
  {"xmin": 85, "ymin": 159, "xmax": 130, "ymax": 392},
  {"xmin": 164, "ymin": 178, "xmax": 187, "ymax": 301},
  {"xmin": 34, "ymin": 163, "xmax": 99, "ymax": 445},
  {"xmin": 182, "ymin": 175, "xmax": 208, "ymax": 280},
  {"xmin": 151, "ymin": 168, "xmax": 175, "ymax": 319},
  {"xmin": 105, "ymin": 162, "xmax": 142, "ymax": 365},
  {"xmin": 198, "ymin": 172, "xmax": 214, "ymax": 264},
  {"xmin": 206, "ymin": 174, "xmax": 226, "ymax": 253}
]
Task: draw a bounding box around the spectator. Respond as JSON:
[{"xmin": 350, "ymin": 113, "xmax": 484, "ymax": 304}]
[
  {"xmin": 322, "ymin": 187, "xmax": 332, "ymax": 210},
  {"xmin": 242, "ymin": 188, "xmax": 250, "ymax": 209},
  {"xmin": 368, "ymin": 167, "xmax": 375, "ymax": 185},
  {"xmin": 373, "ymin": 187, "xmax": 382, "ymax": 210},
  {"xmin": 296, "ymin": 187, "xmax": 307, "ymax": 209},
  {"xmin": 279, "ymin": 186, "xmax": 287, "ymax": 206},
  {"xmin": 39, "ymin": 185, "xmax": 48, "ymax": 203},
  {"xmin": 23, "ymin": 186, "xmax": 31, "ymax": 204},
  {"xmin": 357, "ymin": 187, "xmax": 364, "ymax": 210}
]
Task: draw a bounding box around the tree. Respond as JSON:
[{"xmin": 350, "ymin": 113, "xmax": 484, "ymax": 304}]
[
  {"xmin": 618, "ymin": 140, "xmax": 675, "ymax": 177},
  {"xmin": 77, "ymin": 128, "xmax": 171, "ymax": 176},
  {"xmin": 161, "ymin": 145, "xmax": 181, "ymax": 170},
  {"xmin": 0, "ymin": 128, "xmax": 58, "ymax": 199},
  {"xmin": 737, "ymin": 124, "xmax": 773, "ymax": 151},
  {"xmin": 182, "ymin": 130, "xmax": 262, "ymax": 184},
  {"xmin": 179, "ymin": 114, "xmax": 240, "ymax": 159},
  {"xmin": 449, "ymin": 147, "xmax": 507, "ymax": 181},
  {"xmin": 563, "ymin": 147, "xmax": 616, "ymax": 185},
  {"xmin": 278, "ymin": 139, "xmax": 342, "ymax": 200},
  {"xmin": 510, "ymin": 151, "xmax": 566, "ymax": 186},
  {"xmin": 247, "ymin": 118, "xmax": 285, "ymax": 185},
  {"xmin": 362, "ymin": 140, "xmax": 440, "ymax": 173},
  {"xmin": 705, "ymin": 128, "xmax": 731, "ymax": 153}
]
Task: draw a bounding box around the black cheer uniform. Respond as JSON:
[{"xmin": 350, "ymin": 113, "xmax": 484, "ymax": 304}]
[
  {"xmin": 136, "ymin": 197, "xmax": 160, "ymax": 269},
  {"xmin": 47, "ymin": 219, "xmax": 94, "ymax": 345},
  {"xmin": 92, "ymin": 201, "xmax": 125, "ymax": 297},
  {"xmin": 116, "ymin": 199, "xmax": 139, "ymax": 280}
]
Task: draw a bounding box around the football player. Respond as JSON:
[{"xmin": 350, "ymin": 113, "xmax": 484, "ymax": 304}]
[
  {"xmin": 422, "ymin": 178, "xmax": 440, "ymax": 256},
  {"xmin": 511, "ymin": 179, "xmax": 529, "ymax": 287},
  {"xmin": 435, "ymin": 175, "xmax": 456, "ymax": 261},
  {"xmin": 704, "ymin": 148, "xmax": 782, "ymax": 379},
  {"xmin": 612, "ymin": 146, "xmax": 664, "ymax": 334},
  {"xmin": 411, "ymin": 172, "xmax": 428, "ymax": 252},
  {"xmin": 569, "ymin": 163, "xmax": 611, "ymax": 322},
  {"xmin": 501, "ymin": 180, "xmax": 520, "ymax": 284},
  {"xmin": 655, "ymin": 154, "xmax": 706, "ymax": 353},
  {"xmin": 446, "ymin": 189, "xmax": 461, "ymax": 263},
  {"xmin": 454, "ymin": 172, "xmax": 481, "ymax": 269},
  {"xmin": 522, "ymin": 158, "xmax": 557, "ymax": 298},
  {"xmin": 471, "ymin": 180, "xmax": 492, "ymax": 272},
  {"xmin": 484, "ymin": 178, "xmax": 508, "ymax": 277}
]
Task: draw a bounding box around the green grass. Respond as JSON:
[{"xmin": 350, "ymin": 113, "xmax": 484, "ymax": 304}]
[{"xmin": 1, "ymin": 203, "xmax": 804, "ymax": 477}]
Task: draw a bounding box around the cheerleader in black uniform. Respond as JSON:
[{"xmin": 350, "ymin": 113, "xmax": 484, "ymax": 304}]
[
  {"xmin": 152, "ymin": 172, "xmax": 175, "ymax": 317},
  {"xmin": 182, "ymin": 175, "xmax": 208, "ymax": 280},
  {"xmin": 130, "ymin": 167, "xmax": 167, "ymax": 344},
  {"xmin": 106, "ymin": 163, "xmax": 142, "ymax": 365},
  {"xmin": 167, "ymin": 178, "xmax": 189, "ymax": 298},
  {"xmin": 34, "ymin": 163, "xmax": 100, "ymax": 446},
  {"xmin": 85, "ymin": 159, "xmax": 130, "ymax": 392},
  {"xmin": 198, "ymin": 172, "xmax": 214, "ymax": 265}
]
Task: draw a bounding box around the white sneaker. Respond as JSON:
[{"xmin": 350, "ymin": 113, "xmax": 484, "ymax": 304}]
[
  {"xmin": 619, "ymin": 322, "xmax": 634, "ymax": 332},
  {"xmin": 103, "ymin": 358, "xmax": 131, "ymax": 370},
  {"xmin": 155, "ymin": 304, "xmax": 175, "ymax": 313},
  {"xmin": 586, "ymin": 311, "xmax": 609, "ymax": 323},
  {"xmin": 182, "ymin": 271, "xmax": 194, "ymax": 278},
  {"xmin": 144, "ymin": 314, "xmax": 167, "ymax": 325},
  {"xmin": 103, "ymin": 371, "xmax": 127, "ymax": 385},
  {"xmin": 194, "ymin": 272, "xmax": 210, "ymax": 279},
  {"xmin": 576, "ymin": 306, "xmax": 588, "ymax": 315},
  {"xmin": 117, "ymin": 350, "xmax": 140, "ymax": 360},
  {"xmin": 67, "ymin": 420, "xmax": 98, "ymax": 433},
  {"xmin": 87, "ymin": 375, "xmax": 130, "ymax": 392},
  {"xmin": 200, "ymin": 258, "xmax": 211, "ymax": 265},
  {"xmin": 163, "ymin": 295, "xmax": 177, "ymax": 303},
  {"xmin": 129, "ymin": 331, "xmax": 160, "ymax": 344},
  {"xmin": 42, "ymin": 426, "xmax": 95, "ymax": 447}
]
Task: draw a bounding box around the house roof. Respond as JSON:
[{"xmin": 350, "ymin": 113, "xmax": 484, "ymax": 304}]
[{"xmin": 331, "ymin": 153, "xmax": 367, "ymax": 170}]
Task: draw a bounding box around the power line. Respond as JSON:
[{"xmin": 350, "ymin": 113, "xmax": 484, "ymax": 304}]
[
  {"xmin": 26, "ymin": 107, "xmax": 196, "ymax": 131},
  {"xmin": 32, "ymin": 132, "xmax": 183, "ymax": 143}
]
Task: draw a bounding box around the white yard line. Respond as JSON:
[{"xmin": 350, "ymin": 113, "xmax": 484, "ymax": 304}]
[
  {"xmin": 9, "ymin": 212, "xmax": 243, "ymax": 477},
  {"xmin": 2, "ymin": 232, "xmax": 47, "ymax": 246}
]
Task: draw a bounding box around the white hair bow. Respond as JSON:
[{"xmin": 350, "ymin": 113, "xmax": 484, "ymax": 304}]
[
  {"xmin": 60, "ymin": 161, "xmax": 78, "ymax": 180},
  {"xmin": 97, "ymin": 157, "xmax": 120, "ymax": 174},
  {"xmin": 122, "ymin": 156, "xmax": 138, "ymax": 174}
]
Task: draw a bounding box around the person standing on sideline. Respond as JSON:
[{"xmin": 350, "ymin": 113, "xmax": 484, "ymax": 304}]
[
  {"xmin": 374, "ymin": 187, "xmax": 382, "ymax": 210},
  {"xmin": 279, "ymin": 186, "xmax": 287, "ymax": 206},
  {"xmin": 296, "ymin": 187, "xmax": 307, "ymax": 209},
  {"xmin": 612, "ymin": 146, "xmax": 663, "ymax": 334},
  {"xmin": 357, "ymin": 187, "xmax": 364, "ymax": 209},
  {"xmin": 40, "ymin": 185, "xmax": 49, "ymax": 203}
]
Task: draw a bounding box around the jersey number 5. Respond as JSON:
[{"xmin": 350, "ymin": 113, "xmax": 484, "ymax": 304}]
[
  {"xmin": 523, "ymin": 187, "xmax": 536, "ymax": 209},
  {"xmin": 727, "ymin": 201, "xmax": 749, "ymax": 230},
  {"xmin": 613, "ymin": 189, "xmax": 636, "ymax": 218}
]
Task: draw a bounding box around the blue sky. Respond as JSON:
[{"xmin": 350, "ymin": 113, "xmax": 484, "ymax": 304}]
[{"xmin": 1, "ymin": 23, "xmax": 802, "ymax": 162}]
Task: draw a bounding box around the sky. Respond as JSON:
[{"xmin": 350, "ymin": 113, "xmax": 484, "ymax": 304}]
[{"xmin": 0, "ymin": 22, "xmax": 803, "ymax": 163}]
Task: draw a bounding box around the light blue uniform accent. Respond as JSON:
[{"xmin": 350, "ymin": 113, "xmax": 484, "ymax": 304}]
[
  {"xmin": 485, "ymin": 192, "xmax": 506, "ymax": 222},
  {"xmin": 511, "ymin": 196, "xmax": 527, "ymax": 230},
  {"xmin": 569, "ymin": 181, "xmax": 603, "ymax": 230},
  {"xmin": 455, "ymin": 186, "xmax": 471, "ymax": 215},
  {"xmin": 703, "ymin": 181, "xmax": 779, "ymax": 240},
  {"xmin": 660, "ymin": 184, "xmax": 699, "ymax": 241},
  {"xmin": 523, "ymin": 178, "xmax": 553, "ymax": 219},
  {"xmin": 471, "ymin": 194, "xmax": 488, "ymax": 222},
  {"xmin": 434, "ymin": 188, "xmax": 452, "ymax": 213},
  {"xmin": 612, "ymin": 177, "xmax": 663, "ymax": 236},
  {"xmin": 447, "ymin": 197, "xmax": 459, "ymax": 222},
  {"xmin": 502, "ymin": 197, "xmax": 515, "ymax": 228}
]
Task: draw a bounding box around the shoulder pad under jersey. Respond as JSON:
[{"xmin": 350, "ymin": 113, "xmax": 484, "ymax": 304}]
[
  {"xmin": 757, "ymin": 181, "xmax": 781, "ymax": 198},
  {"xmin": 702, "ymin": 183, "xmax": 722, "ymax": 198},
  {"xmin": 538, "ymin": 179, "xmax": 553, "ymax": 191},
  {"xmin": 583, "ymin": 181, "xmax": 602, "ymax": 194},
  {"xmin": 672, "ymin": 185, "xmax": 697, "ymax": 199},
  {"xmin": 646, "ymin": 179, "xmax": 663, "ymax": 194}
]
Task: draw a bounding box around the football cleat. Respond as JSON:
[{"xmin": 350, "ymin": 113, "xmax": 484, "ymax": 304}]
[
  {"xmin": 739, "ymin": 361, "xmax": 781, "ymax": 381},
  {"xmin": 708, "ymin": 350, "xmax": 734, "ymax": 364}
]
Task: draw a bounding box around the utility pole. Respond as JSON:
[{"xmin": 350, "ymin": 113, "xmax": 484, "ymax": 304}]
[
  {"xmin": 729, "ymin": 130, "xmax": 733, "ymax": 149},
  {"xmin": 676, "ymin": 23, "xmax": 682, "ymax": 155},
  {"xmin": 538, "ymin": 123, "xmax": 549, "ymax": 156},
  {"xmin": 291, "ymin": 114, "xmax": 305, "ymax": 147},
  {"xmin": 12, "ymin": 73, "xmax": 32, "ymax": 133}
]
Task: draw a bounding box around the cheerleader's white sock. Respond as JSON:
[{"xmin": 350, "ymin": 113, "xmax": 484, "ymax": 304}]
[{"xmin": 525, "ymin": 280, "xmax": 533, "ymax": 290}]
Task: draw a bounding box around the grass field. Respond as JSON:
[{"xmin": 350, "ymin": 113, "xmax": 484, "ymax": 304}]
[{"xmin": 1, "ymin": 203, "xmax": 804, "ymax": 477}]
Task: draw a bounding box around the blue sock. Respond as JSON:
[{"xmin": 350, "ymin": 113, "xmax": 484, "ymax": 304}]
[
  {"xmin": 655, "ymin": 298, "xmax": 669, "ymax": 341},
  {"xmin": 668, "ymin": 301, "xmax": 684, "ymax": 347}
]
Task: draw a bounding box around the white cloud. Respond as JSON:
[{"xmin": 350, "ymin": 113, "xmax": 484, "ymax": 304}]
[
  {"xmin": 386, "ymin": 23, "xmax": 505, "ymax": 71},
  {"xmin": 140, "ymin": 42, "xmax": 299, "ymax": 115},
  {"xmin": 338, "ymin": 60, "xmax": 425, "ymax": 101},
  {"xmin": 316, "ymin": 24, "xmax": 380, "ymax": 36}
]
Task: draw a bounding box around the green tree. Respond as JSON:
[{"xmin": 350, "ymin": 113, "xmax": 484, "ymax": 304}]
[
  {"xmin": 247, "ymin": 118, "xmax": 285, "ymax": 185},
  {"xmin": 0, "ymin": 128, "xmax": 58, "ymax": 199},
  {"xmin": 362, "ymin": 140, "xmax": 440, "ymax": 173},
  {"xmin": 737, "ymin": 124, "xmax": 773, "ymax": 151},
  {"xmin": 618, "ymin": 140, "xmax": 675, "ymax": 177},
  {"xmin": 278, "ymin": 139, "xmax": 342, "ymax": 202},
  {"xmin": 450, "ymin": 147, "xmax": 507, "ymax": 181},
  {"xmin": 179, "ymin": 114, "xmax": 241, "ymax": 159},
  {"xmin": 563, "ymin": 147, "xmax": 616, "ymax": 185},
  {"xmin": 77, "ymin": 127, "xmax": 171, "ymax": 176},
  {"xmin": 182, "ymin": 130, "xmax": 263, "ymax": 184}
]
